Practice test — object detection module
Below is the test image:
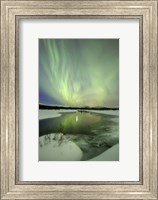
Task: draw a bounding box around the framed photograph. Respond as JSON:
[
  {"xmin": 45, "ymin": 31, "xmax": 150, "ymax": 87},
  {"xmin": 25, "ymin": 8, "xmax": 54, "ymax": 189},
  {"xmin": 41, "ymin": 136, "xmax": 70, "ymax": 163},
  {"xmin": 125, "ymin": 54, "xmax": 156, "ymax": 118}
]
[
  {"xmin": 0, "ymin": 0, "xmax": 157, "ymax": 199},
  {"xmin": 39, "ymin": 38, "xmax": 119, "ymax": 162}
]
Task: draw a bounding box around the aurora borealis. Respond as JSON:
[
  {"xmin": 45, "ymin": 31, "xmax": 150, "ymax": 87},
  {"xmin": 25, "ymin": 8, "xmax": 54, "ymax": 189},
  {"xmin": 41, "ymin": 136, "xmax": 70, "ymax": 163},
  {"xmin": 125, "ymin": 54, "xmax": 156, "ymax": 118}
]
[{"xmin": 39, "ymin": 39, "xmax": 119, "ymax": 107}]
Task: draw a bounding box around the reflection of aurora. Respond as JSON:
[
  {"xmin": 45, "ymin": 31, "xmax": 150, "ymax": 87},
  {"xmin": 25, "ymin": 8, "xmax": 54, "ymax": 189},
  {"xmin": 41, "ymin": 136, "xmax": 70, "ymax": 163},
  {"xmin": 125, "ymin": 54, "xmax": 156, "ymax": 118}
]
[
  {"xmin": 39, "ymin": 112, "xmax": 103, "ymax": 136},
  {"xmin": 60, "ymin": 112, "xmax": 102, "ymax": 131},
  {"xmin": 39, "ymin": 39, "xmax": 119, "ymax": 107}
]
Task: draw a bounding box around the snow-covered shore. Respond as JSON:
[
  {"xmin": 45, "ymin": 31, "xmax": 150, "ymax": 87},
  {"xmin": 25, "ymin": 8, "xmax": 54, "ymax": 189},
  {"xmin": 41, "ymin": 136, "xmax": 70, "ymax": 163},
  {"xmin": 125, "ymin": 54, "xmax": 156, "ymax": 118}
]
[
  {"xmin": 39, "ymin": 109, "xmax": 119, "ymax": 120},
  {"xmin": 39, "ymin": 109, "xmax": 77, "ymax": 120},
  {"xmin": 39, "ymin": 136, "xmax": 83, "ymax": 161},
  {"xmin": 39, "ymin": 131, "xmax": 119, "ymax": 161},
  {"xmin": 89, "ymin": 144, "xmax": 119, "ymax": 161}
]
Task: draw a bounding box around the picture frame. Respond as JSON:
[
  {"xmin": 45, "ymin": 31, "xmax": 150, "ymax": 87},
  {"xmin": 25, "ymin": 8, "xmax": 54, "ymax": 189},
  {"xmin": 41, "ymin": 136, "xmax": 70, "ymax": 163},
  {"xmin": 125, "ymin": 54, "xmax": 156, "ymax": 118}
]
[{"xmin": 0, "ymin": 0, "xmax": 157, "ymax": 199}]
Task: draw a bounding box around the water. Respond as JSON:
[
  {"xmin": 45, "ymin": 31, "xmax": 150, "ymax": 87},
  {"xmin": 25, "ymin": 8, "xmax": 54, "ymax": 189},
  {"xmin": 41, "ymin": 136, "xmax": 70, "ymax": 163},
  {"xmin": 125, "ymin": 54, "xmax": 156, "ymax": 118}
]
[{"xmin": 39, "ymin": 110, "xmax": 119, "ymax": 161}]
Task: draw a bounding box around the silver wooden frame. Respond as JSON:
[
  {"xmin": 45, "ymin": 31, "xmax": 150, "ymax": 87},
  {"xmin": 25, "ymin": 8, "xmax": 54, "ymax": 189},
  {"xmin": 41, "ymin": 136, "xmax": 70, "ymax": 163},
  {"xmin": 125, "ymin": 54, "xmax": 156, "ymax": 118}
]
[{"xmin": 0, "ymin": 0, "xmax": 157, "ymax": 199}]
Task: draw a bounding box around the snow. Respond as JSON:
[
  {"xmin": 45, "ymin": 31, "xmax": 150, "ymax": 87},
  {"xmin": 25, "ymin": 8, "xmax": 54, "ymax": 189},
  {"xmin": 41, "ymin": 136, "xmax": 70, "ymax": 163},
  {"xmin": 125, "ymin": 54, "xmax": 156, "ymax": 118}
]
[
  {"xmin": 39, "ymin": 109, "xmax": 119, "ymax": 120},
  {"xmin": 89, "ymin": 144, "xmax": 119, "ymax": 161}
]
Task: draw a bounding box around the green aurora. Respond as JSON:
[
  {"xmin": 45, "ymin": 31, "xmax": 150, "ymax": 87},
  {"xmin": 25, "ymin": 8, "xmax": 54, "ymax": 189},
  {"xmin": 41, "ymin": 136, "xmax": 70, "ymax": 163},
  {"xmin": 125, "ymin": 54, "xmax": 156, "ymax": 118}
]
[{"xmin": 39, "ymin": 39, "xmax": 119, "ymax": 107}]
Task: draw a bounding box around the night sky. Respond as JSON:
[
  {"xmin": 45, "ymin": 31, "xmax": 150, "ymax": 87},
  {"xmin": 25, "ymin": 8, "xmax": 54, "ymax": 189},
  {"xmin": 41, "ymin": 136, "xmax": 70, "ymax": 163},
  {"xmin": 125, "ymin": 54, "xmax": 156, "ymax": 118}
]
[{"xmin": 39, "ymin": 39, "xmax": 119, "ymax": 107}]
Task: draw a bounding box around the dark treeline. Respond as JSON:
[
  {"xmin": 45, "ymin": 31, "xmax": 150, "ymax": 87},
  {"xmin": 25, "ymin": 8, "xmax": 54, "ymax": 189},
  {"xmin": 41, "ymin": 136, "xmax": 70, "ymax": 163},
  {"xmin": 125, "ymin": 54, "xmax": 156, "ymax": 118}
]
[{"xmin": 39, "ymin": 104, "xmax": 119, "ymax": 111}]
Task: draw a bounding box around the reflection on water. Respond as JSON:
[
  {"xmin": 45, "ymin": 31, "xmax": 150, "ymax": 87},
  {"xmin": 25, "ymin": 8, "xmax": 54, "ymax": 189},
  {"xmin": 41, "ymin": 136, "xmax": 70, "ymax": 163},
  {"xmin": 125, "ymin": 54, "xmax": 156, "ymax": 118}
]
[{"xmin": 39, "ymin": 111, "xmax": 119, "ymax": 161}]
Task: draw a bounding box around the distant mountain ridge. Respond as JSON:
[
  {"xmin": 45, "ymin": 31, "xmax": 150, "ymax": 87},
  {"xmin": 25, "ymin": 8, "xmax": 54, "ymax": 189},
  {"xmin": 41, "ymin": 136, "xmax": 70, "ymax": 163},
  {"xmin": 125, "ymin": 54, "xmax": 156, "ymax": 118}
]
[{"xmin": 39, "ymin": 104, "xmax": 119, "ymax": 111}]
